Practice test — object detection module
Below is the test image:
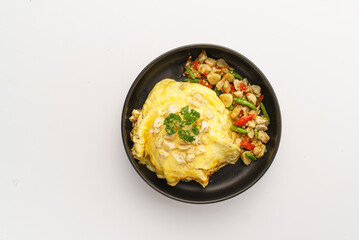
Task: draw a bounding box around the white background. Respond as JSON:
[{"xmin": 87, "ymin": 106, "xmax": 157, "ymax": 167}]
[{"xmin": 1, "ymin": 0, "xmax": 358, "ymax": 239}]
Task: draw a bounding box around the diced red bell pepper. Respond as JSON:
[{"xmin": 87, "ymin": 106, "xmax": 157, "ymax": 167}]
[
  {"xmin": 229, "ymin": 83, "xmax": 235, "ymax": 90},
  {"xmin": 234, "ymin": 114, "xmax": 255, "ymax": 127},
  {"xmin": 204, "ymin": 71, "xmax": 208, "ymax": 76},
  {"xmin": 259, "ymin": 94, "xmax": 264, "ymax": 101},
  {"xmin": 193, "ymin": 61, "xmax": 198, "ymax": 70},
  {"xmin": 240, "ymin": 139, "xmax": 255, "ymax": 150},
  {"xmin": 240, "ymin": 83, "xmax": 247, "ymax": 91},
  {"xmin": 199, "ymin": 80, "xmax": 212, "ymax": 88}
]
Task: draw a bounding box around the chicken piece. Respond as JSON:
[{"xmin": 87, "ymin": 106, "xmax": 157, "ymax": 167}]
[
  {"xmin": 155, "ymin": 137, "xmax": 164, "ymax": 149},
  {"xmin": 164, "ymin": 132, "xmax": 175, "ymax": 141},
  {"xmin": 223, "ymin": 81, "xmax": 231, "ymax": 93},
  {"xmin": 200, "ymin": 121, "xmax": 210, "ymax": 133},
  {"xmin": 172, "ymin": 151, "xmax": 186, "ymax": 164},
  {"xmin": 198, "ymin": 64, "xmax": 212, "ymax": 75},
  {"xmin": 166, "ymin": 105, "xmax": 180, "ymax": 115},
  {"xmin": 129, "ymin": 109, "xmax": 141, "ymax": 122},
  {"xmin": 163, "ymin": 140, "xmax": 175, "ymax": 151},
  {"xmin": 198, "ymin": 50, "xmax": 207, "ymax": 63},
  {"xmin": 247, "ymin": 128, "xmax": 254, "ymax": 138},
  {"xmin": 240, "ymin": 105, "xmax": 250, "ymax": 116},
  {"xmin": 216, "ymin": 80, "xmax": 225, "ymax": 91},
  {"xmin": 205, "ymin": 58, "xmax": 217, "ymax": 66},
  {"xmin": 255, "ymin": 116, "xmax": 269, "ymax": 126},
  {"xmin": 234, "ymin": 137, "xmax": 242, "ymax": 147},
  {"xmin": 246, "ymin": 120, "xmax": 256, "ymax": 129},
  {"xmin": 195, "ymin": 145, "xmax": 206, "ymax": 155},
  {"xmin": 217, "ymin": 59, "xmax": 228, "ymax": 68},
  {"xmin": 159, "ymin": 149, "xmax": 169, "ymax": 159},
  {"xmin": 255, "ymin": 124, "xmax": 268, "ymax": 131},
  {"xmin": 193, "ymin": 93, "xmax": 203, "ymax": 102},
  {"xmin": 258, "ymin": 130, "xmax": 270, "ymax": 143},
  {"xmin": 241, "ymin": 151, "xmax": 252, "ymax": 165},
  {"xmin": 203, "ymin": 109, "xmax": 214, "ymax": 120},
  {"xmin": 177, "ymin": 144, "xmax": 191, "ymax": 151},
  {"xmin": 251, "ymin": 85, "xmax": 261, "ymax": 97},
  {"xmin": 253, "ymin": 144, "xmax": 266, "ymax": 158},
  {"xmin": 190, "ymin": 100, "xmax": 201, "ymax": 108},
  {"xmin": 222, "ymin": 73, "xmax": 235, "ymax": 82},
  {"xmin": 246, "ymin": 93, "xmax": 257, "ymax": 105},
  {"xmin": 233, "ymin": 90, "xmax": 243, "ymax": 98},
  {"xmin": 231, "ymin": 106, "xmax": 241, "ymax": 119},
  {"xmin": 233, "ymin": 79, "xmax": 241, "ymax": 90}
]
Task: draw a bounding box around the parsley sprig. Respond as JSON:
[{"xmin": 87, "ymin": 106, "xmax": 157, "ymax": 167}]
[{"xmin": 164, "ymin": 106, "xmax": 200, "ymax": 142}]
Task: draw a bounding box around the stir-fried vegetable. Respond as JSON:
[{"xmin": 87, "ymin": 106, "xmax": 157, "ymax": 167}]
[
  {"xmin": 240, "ymin": 139, "xmax": 255, "ymax": 150},
  {"xmin": 227, "ymin": 105, "xmax": 234, "ymax": 111},
  {"xmin": 193, "ymin": 61, "xmax": 198, "ymax": 70},
  {"xmin": 185, "ymin": 67, "xmax": 196, "ymax": 80},
  {"xmin": 239, "ymin": 83, "xmax": 247, "ymax": 91},
  {"xmin": 183, "ymin": 78, "xmax": 199, "ymax": 83},
  {"xmin": 199, "ymin": 80, "xmax": 212, "ymax": 88},
  {"xmin": 230, "ymin": 125, "xmax": 250, "ymax": 134},
  {"xmin": 182, "ymin": 50, "xmax": 271, "ymax": 165},
  {"xmin": 259, "ymin": 100, "xmax": 270, "ymax": 124},
  {"xmin": 233, "ymin": 98, "xmax": 257, "ymax": 110},
  {"xmin": 230, "ymin": 71, "xmax": 243, "ymax": 80},
  {"xmin": 234, "ymin": 114, "xmax": 255, "ymax": 127},
  {"xmin": 245, "ymin": 152, "xmax": 257, "ymax": 161}
]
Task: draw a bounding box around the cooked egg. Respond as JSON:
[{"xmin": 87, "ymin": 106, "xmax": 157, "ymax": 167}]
[{"xmin": 130, "ymin": 79, "xmax": 241, "ymax": 187}]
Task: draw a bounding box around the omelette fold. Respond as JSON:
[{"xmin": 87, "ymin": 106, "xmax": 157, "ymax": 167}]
[{"xmin": 130, "ymin": 79, "xmax": 241, "ymax": 187}]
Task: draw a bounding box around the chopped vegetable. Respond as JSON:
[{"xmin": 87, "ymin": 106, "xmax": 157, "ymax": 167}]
[
  {"xmin": 183, "ymin": 78, "xmax": 199, "ymax": 83},
  {"xmin": 240, "ymin": 83, "xmax": 247, "ymax": 91},
  {"xmin": 180, "ymin": 105, "xmax": 200, "ymax": 125},
  {"xmin": 231, "ymin": 71, "xmax": 243, "ymax": 80},
  {"xmin": 193, "ymin": 61, "xmax": 198, "ymax": 70},
  {"xmin": 245, "ymin": 152, "xmax": 257, "ymax": 161},
  {"xmin": 227, "ymin": 105, "xmax": 234, "ymax": 111},
  {"xmin": 259, "ymin": 100, "xmax": 270, "ymax": 124},
  {"xmin": 178, "ymin": 130, "xmax": 195, "ymax": 142},
  {"xmin": 191, "ymin": 124, "xmax": 199, "ymax": 135},
  {"xmin": 254, "ymin": 128, "xmax": 258, "ymax": 139},
  {"xmin": 181, "ymin": 50, "xmax": 271, "ymax": 165},
  {"xmin": 199, "ymin": 80, "xmax": 212, "ymax": 88},
  {"xmin": 185, "ymin": 67, "xmax": 196, "ymax": 79},
  {"xmin": 240, "ymin": 139, "xmax": 255, "ymax": 150},
  {"xmin": 213, "ymin": 87, "xmax": 220, "ymax": 96},
  {"xmin": 234, "ymin": 114, "xmax": 255, "ymax": 127},
  {"xmin": 233, "ymin": 98, "xmax": 257, "ymax": 110},
  {"xmin": 230, "ymin": 125, "xmax": 250, "ymax": 134},
  {"xmin": 164, "ymin": 106, "xmax": 200, "ymax": 142}
]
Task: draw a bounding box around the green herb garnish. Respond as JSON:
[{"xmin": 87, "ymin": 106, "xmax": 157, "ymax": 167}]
[{"xmin": 164, "ymin": 106, "xmax": 200, "ymax": 142}]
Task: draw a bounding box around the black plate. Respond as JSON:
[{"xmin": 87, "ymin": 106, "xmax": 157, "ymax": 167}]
[{"xmin": 122, "ymin": 44, "xmax": 281, "ymax": 204}]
